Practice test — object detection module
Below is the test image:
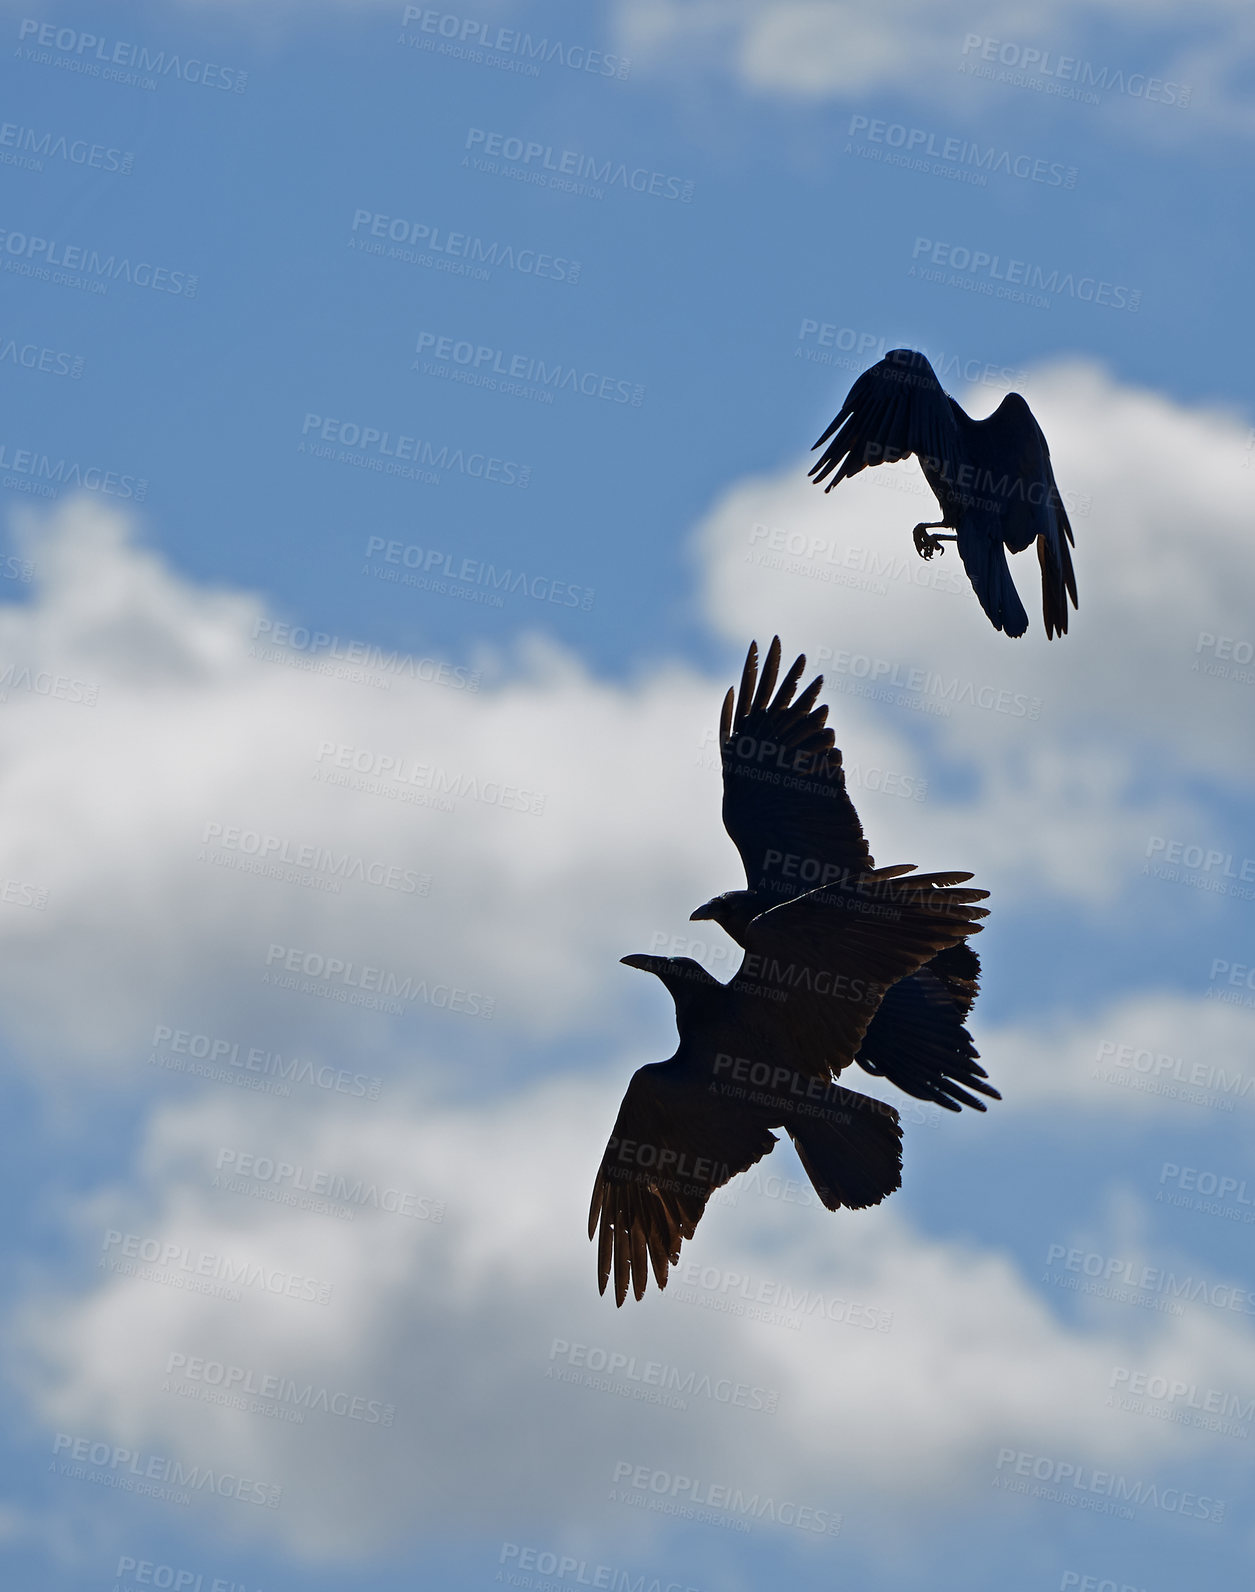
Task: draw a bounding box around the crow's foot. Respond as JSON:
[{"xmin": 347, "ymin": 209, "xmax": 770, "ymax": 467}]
[{"xmin": 913, "ymin": 524, "xmax": 946, "ymax": 560}]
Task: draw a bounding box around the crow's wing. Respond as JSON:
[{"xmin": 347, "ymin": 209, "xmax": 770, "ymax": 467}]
[
  {"xmin": 588, "ymin": 1058, "xmax": 777, "ymax": 1306},
  {"xmin": 729, "ymin": 870, "xmax": 990, "ymax": 1082},
  {"xmin": 922, "ymin": 940, "xmax": 981, "ymax": 1021},
  {"xmin": 720, "ymin": 637, "xmax": 874, "ymax": 904},
  {"xmin": 855, "ymin": 964, "xmax": 999, "ymax": 1112},
  {"xmin": 809, "ymin": 349, "xmax": 963, "ymax": 493},
  {"xmin": 969, "ymin": 392, "xmax": 1077, "ymax": 638}
]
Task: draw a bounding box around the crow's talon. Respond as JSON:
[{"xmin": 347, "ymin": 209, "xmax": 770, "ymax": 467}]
[{"xmin": 913, "ymin": 525, "xmax": 944, "ymax": 560}]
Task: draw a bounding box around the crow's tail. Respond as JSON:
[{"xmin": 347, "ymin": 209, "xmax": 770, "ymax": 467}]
[
  {"xmin": 956, "ymin": 521, "xmax": 1029, "ymax": 638},
  {"xmin": 786, "ymin": 1085, "xmax": 902, "ymax": 1211}
]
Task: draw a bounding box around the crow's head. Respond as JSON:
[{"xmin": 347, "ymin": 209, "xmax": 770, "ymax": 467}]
[
  {"xmin": 689, "ymin": 889, "xmax": 758, "ymax": 945},
  {"xmin": 620, "ymin": 953, "xmax": 717, "ymax": 1015}
]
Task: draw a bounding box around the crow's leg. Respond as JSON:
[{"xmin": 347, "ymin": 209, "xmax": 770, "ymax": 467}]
[{"xmin": 912, "ymin": 522, "xmax": 957, "ymax": 560}]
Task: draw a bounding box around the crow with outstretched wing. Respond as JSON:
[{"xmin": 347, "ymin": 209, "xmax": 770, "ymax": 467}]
[
  {"xmin": 809, "ymin": 349, "xmax": 1077, "ymax": 638},
  {"xmin": 691, "ymin": 637, "xmax": 1000, "ymax": 1114},
  {"xmin": 589, "ymin": 642, "xmax": 992, "ymax": 1305}
]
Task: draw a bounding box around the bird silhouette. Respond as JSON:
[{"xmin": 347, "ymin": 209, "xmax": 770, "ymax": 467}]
[
  {"xmin": 809, "ymin": 348, "xmax": 1077, "ymax": 638},
  {"xmin": 690, "ymin": 636, "xmax": 998, "ymax": 1114},
  {"xmin": 589, "ymin": 640, "xmax": 991, "ymax": 1305}
]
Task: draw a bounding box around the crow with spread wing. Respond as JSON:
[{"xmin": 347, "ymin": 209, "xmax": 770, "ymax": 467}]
[
  {"xmin": 691, "ymin": 636, "xmax": 998, "ymax": 1116},
  {"xmin": 809, "ymin": 348, "xmax": 1077, "ymax": 638},
  {"xmin": 588, "ymin": 642, "xmax": 991, "ymax": 1306}
]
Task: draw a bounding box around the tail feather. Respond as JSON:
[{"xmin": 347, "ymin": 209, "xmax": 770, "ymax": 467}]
[
  {"xmin": 786, "ymin": 1087, "xmax": 902, "ymax": 1211},
  {"xmin": 956, "ymin": 523, "xmax": 1028, "ymax": 638}
]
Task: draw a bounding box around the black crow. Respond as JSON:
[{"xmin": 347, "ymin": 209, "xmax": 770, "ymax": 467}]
[
  {"xmin": 691, "ymin": 636, "xmax": 999, "ymax": 1115},
  {"xmin": 809, "ymin": 348, "xmax": 1077, "ymax": 638},
  {"xmin": 588, "ymin": 647, "xmax": 990, "ymax": 1306}
]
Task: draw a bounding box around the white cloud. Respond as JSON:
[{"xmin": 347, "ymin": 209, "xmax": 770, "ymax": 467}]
[
  {"xmin": 613, "ymin": 0, "xmax": 1255, "ymax": 133},
  {"xmin": 976, "ymin": 988, "xmax": 1255, "ymax": 1115},
  {"xmin": 23, "ymin": 1073, "xmax": 1254, "ymax": 1557},
  {"xmin": 0, "ymin": 499, "xmax": 739, "ymax": 1076}
]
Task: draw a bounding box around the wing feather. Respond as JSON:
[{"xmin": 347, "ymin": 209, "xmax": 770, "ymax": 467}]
[
  {"xmin": 969, "ymin": 392, "xmax": 1078, "ymax": 637},
  {"xmin": 589, "ymin": 1060, "xmax": 778, "ymax": 1305},
  {"xmin": 721, "ymin": 637, "xmax": 874, "ymax": 904},
  {"xmin": 810, "ymin": 350, "xmax": 962, "ymax": 493},
  {"xmin": 730, "ymin": 871, "xmax": 989, "ymax": 1082}
]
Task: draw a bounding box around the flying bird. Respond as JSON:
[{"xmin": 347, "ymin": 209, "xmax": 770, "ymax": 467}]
[
  {"xmin": 809, "ymin": 348, "xmax": 1077, "ymax": 638},
  {"xmin": 691, "ymin": 636, "xmax": 999, "ymax": 1116},
  {"xmin": 588, "ymin": 641, "xmax": 991, "ymax": 1305}
]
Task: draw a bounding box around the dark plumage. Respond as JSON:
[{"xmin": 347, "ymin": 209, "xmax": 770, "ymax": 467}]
[
  {"xmin": 809, "ymin": 348, "xmax": 1077, "ymax": 638},
  {"xmin": 588, "ymin": 641, "xmax": 992, "ymax": 1306},
  {"xmin": 691, "ymin": 636, "xmax": 1000, "ymax": 1115}
]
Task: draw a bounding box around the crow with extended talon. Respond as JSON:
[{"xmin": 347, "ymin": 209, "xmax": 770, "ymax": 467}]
[{"xmin": 809, "ymin": 348, "xmax": 1077, "ymax": 638}]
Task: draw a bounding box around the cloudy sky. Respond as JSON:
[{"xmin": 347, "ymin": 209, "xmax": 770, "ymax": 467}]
[{"xmin": 2, "ymin": 1, "xmax": 1254, "ymax": 1588}]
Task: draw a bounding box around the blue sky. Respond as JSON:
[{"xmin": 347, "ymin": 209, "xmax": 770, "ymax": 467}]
[{"xmin": 2, "ymin": 2, "xmax": 1254, "ymax": 1589}]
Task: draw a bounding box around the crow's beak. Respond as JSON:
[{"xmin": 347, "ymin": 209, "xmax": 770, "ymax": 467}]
[
  {"xmin": 620, "ymin": 953, "xmax": 655, "ymax": 972},
  {"xmin": 689, "ymin": 901, "xmax": 714, "ymax": 922}
]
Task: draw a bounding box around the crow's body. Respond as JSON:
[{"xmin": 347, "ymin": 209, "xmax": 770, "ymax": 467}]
[
  {"xmin": 692, "ymin": 637, "xmax": 999, "ymax": 1114},
  {"xmin": 809, "ymin": 349, "xmax": 1077, "ymax": 637},
  {"xmin": 589, "ymin": 640, "xmax": 992, "ymax": 1305}
]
